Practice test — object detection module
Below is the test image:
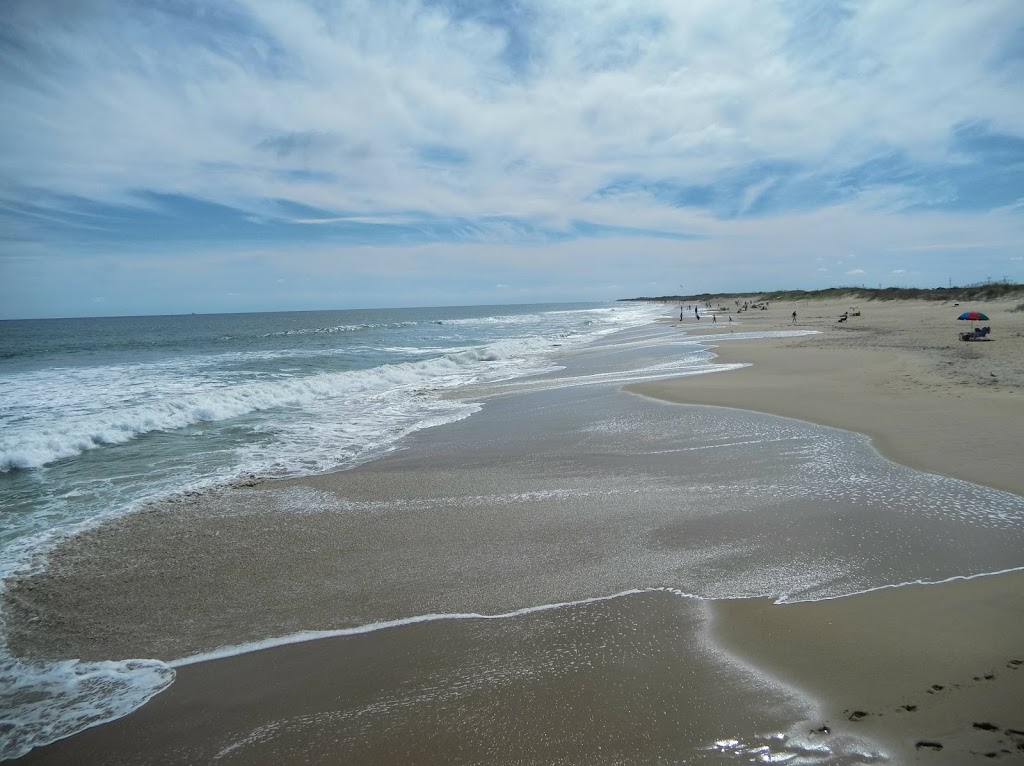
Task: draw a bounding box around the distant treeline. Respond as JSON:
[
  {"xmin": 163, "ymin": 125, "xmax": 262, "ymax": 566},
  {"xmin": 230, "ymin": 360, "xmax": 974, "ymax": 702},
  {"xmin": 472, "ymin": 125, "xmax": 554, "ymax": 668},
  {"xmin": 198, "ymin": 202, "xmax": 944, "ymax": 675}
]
[{"xmin": 620, "ymin": 281, "xmax": 1024, "ymax": 305}]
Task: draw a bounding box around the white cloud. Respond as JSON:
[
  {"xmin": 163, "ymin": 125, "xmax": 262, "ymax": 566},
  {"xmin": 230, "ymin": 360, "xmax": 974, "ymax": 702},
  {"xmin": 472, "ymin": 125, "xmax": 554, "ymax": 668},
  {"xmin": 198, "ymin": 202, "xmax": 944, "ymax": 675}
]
[
  {"xmin": 3, "ymin": 0, "xmax": 1024, "ymax": 317},
  {"xmin": 846, "ymin": 268, "xmax": 866, "ymax": 275},
  {"xmin": 3, "ymin": 0, "xmax": 1022, "ymax": 225}
]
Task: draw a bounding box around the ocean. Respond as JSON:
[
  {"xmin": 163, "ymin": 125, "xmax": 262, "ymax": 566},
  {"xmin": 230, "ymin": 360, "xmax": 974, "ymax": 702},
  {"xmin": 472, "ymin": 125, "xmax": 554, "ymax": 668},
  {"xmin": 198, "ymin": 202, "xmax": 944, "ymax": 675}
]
[
  {"xmin": 1, "ymin": 303, "xmax": 662, "ymax": 550},
  {"xmin": 3, "ymin": 302, "xmax": 1024, "ymax": 763},
  {"xmin": 0, "ymin": 301, "xmax": 672, "ymax": 757}
]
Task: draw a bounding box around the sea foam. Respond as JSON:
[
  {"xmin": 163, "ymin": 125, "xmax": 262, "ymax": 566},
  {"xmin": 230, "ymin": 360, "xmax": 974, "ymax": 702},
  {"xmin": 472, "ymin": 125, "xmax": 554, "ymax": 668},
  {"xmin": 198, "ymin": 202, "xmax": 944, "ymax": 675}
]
[
  {"xmin": 0, "ymin": 656, "xmax": 174, "ymax": 761},
  {"xmin": 0, "ymin": 335, "xmax": 564, "ymax": 472}
]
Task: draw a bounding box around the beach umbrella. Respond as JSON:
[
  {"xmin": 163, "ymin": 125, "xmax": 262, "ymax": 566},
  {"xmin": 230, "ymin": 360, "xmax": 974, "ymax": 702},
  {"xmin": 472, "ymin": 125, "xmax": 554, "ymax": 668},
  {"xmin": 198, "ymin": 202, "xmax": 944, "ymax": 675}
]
[{"xmin": 957, "ymin": 310, "xmax": 990, "ymax": 337}]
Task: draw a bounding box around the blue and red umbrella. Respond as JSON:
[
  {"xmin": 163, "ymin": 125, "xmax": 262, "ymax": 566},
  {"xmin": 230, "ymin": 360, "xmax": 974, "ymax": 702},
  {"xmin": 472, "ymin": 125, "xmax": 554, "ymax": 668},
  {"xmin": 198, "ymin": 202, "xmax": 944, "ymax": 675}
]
[{"xmin": 957, "ymin": 311, "xmax": 989, "ymax": 321}]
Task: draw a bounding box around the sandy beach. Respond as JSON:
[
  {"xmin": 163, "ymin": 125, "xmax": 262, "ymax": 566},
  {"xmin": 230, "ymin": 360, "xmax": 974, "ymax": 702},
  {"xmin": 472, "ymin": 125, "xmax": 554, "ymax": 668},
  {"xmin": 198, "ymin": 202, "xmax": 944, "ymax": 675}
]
[
  {"xmin": 630, "ymin": 295, "xmax": 1024, "ymax": 763},
  {"xmin": 631, "ymin": 296, "xmax": 1024, "ymax": 496},
  {"xmin": 10, "ymin": 296, "xmax": 1024, "ymax": 765}
]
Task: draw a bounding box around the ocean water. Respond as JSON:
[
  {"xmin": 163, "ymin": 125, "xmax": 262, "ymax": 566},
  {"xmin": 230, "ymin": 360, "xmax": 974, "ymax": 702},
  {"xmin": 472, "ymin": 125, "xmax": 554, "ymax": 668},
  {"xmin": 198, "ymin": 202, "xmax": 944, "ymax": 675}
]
[
  {"xmin": 0, "ymin": 301, "xmax": 675, "ymax": 756},
  {"xmin": 0, "ymin": 303, "xmax": 660, "ymax": 557},
  {"xmin": 4, "ymin": 303, "xmax": 1024, "ymax": 762}
]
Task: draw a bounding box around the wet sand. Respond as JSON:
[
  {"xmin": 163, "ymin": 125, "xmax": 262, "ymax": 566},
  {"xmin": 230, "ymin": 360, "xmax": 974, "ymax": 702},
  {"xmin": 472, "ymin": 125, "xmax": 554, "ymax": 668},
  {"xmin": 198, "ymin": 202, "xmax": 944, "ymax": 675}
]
[
  {"xmin": 631, "ymin": 296, "xmax": 1024, "ymax": 495},
  {"xmin": 14, "ymin": 592, "xmax": 814, "ymax": 766},
  {"xmin": 10, "ymin": 297, "xmax": 1024, "ymax": 764},
  {"xmin": 633, "ymin": 296, "xmax": 1024, "ymax": 763},
  {"xmin": 712, "ymin": 572, "xmax": 1024, "ymax": 764}
]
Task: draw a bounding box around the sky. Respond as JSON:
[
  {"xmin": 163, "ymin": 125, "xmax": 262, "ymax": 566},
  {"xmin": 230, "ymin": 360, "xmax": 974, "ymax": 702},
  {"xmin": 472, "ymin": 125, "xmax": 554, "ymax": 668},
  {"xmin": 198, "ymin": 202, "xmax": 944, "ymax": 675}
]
[{"xmin": 1, "ymin": 0, "xmax": 1023, "ymax": 319}]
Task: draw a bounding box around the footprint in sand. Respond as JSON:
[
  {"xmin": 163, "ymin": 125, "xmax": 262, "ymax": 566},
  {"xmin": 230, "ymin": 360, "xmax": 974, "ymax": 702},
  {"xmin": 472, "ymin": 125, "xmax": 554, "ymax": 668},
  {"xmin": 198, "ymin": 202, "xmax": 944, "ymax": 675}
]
[{"xmin": 843, "ymin": 659, "xmax": 1022, "ymax": 754}]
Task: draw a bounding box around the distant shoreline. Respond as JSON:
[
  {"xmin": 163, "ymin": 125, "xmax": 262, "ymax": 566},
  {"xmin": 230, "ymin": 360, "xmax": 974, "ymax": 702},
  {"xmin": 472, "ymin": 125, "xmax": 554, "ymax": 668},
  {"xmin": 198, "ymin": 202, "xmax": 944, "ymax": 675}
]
[{"xmin": 617, "ymin": 280, "xmax": 1024, "ymax": 306}]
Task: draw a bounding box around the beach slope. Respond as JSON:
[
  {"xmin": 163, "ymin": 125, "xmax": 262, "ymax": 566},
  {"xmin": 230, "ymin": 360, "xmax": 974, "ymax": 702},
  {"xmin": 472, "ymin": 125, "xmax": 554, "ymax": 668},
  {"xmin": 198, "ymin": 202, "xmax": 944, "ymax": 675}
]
[{"xmin": 631, "ymin": 296, "xmax": 1024, "ymax": 763}]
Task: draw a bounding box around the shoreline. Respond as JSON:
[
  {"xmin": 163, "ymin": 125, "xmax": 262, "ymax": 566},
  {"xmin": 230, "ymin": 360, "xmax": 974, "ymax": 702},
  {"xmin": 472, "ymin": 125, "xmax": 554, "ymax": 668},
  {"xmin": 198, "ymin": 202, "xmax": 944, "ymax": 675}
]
[
  {"xmin": 632, "ymin": 297, "xmax": 1024, "ymax": 763},
  {"xmin": 628, "ymin": 297, "xmax": 1024, "ymax": 496},
  {"xmin": 10, "ymin": 297, "xmax": 1024, "ymax": 764}
]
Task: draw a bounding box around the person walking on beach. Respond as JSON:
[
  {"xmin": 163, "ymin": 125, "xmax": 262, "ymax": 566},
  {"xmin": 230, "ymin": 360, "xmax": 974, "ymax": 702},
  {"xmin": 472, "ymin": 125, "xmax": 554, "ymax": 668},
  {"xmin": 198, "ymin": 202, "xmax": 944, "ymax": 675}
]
[
  {"xmin": 712, "ymin": 314, "xmax": 717, "ymax": 323},
  {"xmin": 792, "ymin": 311, "xmax": 797, "ymax": 323}
]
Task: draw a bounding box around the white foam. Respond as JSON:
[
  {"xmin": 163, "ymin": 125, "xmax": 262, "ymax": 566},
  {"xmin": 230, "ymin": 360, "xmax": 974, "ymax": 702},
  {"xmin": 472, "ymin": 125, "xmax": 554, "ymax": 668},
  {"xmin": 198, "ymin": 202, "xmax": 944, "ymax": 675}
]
[
  {"xmin": 169, "ymin": 587, "xmax": 698, "ymax": 667},
  {"xmin": 0, "ymin": 307, "xmax": 655, "ymax": 473},
  {"xmin": 0, "ymin": 344, "xmax": 538, "ymax": 471},
  {"xmin": 260, "ymin": 321, "xmax": 418, "ymax": 338},
  {"xmin": 0, "ymin": 657, "xmax": 174, "ymax": 760},
  {"xmin": 680, "ymin": 329, "xmax": 820, "ymax": 342},
  {"xmin": 776, "ymin": 564, "xmax": 1024, "ymax": 605}
]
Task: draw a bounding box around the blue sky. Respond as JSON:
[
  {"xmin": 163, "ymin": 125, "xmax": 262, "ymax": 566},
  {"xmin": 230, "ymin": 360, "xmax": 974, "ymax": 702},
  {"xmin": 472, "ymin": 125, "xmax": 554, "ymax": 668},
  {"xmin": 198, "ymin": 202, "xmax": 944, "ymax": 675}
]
[{"xmin": 2, "ymin": 0, "xmax": 1023, "ymax": 318}]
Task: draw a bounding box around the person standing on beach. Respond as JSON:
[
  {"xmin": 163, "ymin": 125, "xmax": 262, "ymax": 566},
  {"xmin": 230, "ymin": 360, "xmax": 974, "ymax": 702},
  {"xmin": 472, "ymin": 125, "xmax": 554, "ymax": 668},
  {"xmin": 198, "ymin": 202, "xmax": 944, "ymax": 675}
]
[{"xmin": 792, "ymin": 311, "xmax": 797, "ymax": 323}]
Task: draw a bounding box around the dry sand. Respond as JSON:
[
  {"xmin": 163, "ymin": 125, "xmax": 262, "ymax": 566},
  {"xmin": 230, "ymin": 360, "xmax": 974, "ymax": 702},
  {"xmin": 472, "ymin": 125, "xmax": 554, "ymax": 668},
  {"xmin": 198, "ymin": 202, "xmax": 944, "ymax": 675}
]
[
  {"xmin": 630, "ymin": 297, "xmax": 1024, "ymax": 496},
  {"xmin": 631, "ymin": 295, "xmax": 1024, "ymax": 764}
]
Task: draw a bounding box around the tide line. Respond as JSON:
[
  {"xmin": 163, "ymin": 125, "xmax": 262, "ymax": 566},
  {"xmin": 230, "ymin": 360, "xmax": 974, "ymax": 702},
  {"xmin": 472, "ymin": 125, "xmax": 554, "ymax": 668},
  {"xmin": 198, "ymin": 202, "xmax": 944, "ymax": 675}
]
[
  {"xmin": 169, "ymin": 566, "xmax": 1024, "ymax": 668},
  {"xmin": 168, "ymin": 587, "xmax": 701, "ymax": 668},
  {"xmin": 776, "ymin": 565, "xmax": 1024, "ymax": 605}
]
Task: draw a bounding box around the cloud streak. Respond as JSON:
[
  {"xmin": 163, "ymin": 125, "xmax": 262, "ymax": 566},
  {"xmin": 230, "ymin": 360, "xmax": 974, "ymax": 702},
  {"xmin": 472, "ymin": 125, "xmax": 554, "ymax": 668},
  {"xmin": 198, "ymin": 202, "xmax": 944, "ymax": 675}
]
[{"xmin": 1, "ymin": 0, "xmax": 1023, "ymax": 316}]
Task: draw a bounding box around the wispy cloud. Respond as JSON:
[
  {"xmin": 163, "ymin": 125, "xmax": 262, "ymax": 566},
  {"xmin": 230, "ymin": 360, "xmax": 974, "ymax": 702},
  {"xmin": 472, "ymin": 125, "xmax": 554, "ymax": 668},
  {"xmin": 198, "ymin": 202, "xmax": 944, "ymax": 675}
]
[
  {"xmin": 1, "ymin": 0, "xmax": 1023, "ymax": 316},
  {"xmin": 887, "ymin": 240, "xmax": 1022, "ymax": 252}
]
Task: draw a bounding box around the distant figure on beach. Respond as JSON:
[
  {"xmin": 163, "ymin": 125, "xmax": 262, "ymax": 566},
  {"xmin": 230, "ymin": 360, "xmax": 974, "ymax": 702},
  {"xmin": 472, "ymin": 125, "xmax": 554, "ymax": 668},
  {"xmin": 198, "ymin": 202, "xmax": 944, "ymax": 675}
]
[
  {"xmin": 695, "ymin": 311, "xmax": 700, "ymax": 321},
  {"xmin": 792, "ymin": 311, "xmax": 797, "ymax": 323},
  {"xmin": 680, "ymin": 310, "xmax": 683, "ymax": 321},
  {"xmin": 712, "ymin": 314, "xmax": 717, "ymax": 323},
  {"xmin": 728, "ymin": 316, "xmax": 733, "ymax": 323}
]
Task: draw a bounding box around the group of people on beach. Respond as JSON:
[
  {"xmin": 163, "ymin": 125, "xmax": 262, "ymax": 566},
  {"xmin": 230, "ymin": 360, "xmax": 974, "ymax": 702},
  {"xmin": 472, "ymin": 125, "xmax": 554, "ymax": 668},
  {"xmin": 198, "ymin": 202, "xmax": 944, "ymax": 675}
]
[{"xmin": 679, "ymin": 304, "xmax": 733, "ymax": 323}]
